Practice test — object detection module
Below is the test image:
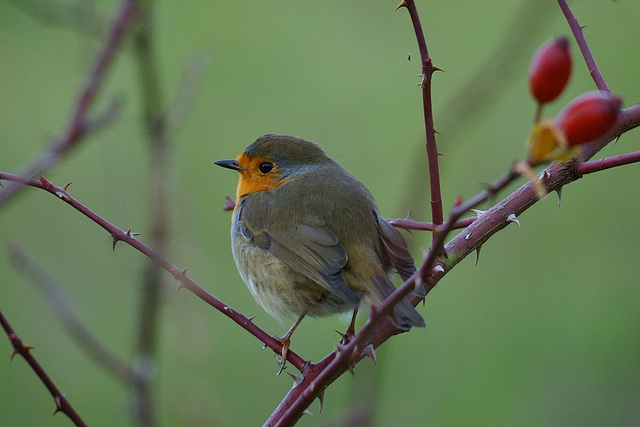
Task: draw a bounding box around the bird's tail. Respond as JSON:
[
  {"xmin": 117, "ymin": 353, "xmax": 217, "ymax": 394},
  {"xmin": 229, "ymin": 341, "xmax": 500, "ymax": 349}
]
[{"xmin": 372, "ymin": 276, "xmax": 425, "ymax": 330}]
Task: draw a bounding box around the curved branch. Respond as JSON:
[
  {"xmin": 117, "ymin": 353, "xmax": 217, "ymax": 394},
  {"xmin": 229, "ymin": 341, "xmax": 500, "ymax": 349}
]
[
  {"xmin": 0, "ymin": 173, "xmax": 306, "ymax": 373},
  {"xmin": 0, "ymin": 310, "xmax": 87, "ymax": 426}
]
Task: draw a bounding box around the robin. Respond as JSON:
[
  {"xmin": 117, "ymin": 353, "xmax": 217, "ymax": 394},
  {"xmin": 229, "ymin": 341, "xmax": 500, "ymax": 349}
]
[{"xmin": 215, "ymin": 134, "xmax": 424, "ymax": 371}]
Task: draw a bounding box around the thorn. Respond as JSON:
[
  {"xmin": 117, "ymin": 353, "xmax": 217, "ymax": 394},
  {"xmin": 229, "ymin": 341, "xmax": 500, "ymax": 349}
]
[
  {"xmin": 318, "ymin": 390, "xmax": 325, "ymax": 413},
  {"xmin": 287, "ymin": 372, "xmax": 304, "ymax": 387},
  {"xmin": 394, "ymin": 0, "xmax": 408, "ymax": 11},
  {"xmin": 538, "ymin": 170, "xmax": 550, "ymax": 183},
  {"xmin": 413, "ymin": 276, "xmax": 426, "ymax": 297},
  {"xmin": 53, "ymin": 394, "xmax": 65, "ymax": 415},
  {"xmin": 432, "ymin": 65, "xmax": 445, "ymax": 73},
  {"xmin": 506, "ymin": 213, "xmax": 520, "ymax": 227},
  {"xmin": 62, "ymin": 182, "xmax": 73, "ymax": 191},
  {"xmin": 555, "ymin": 187, "xmax": 563, "ymax": 206},
  {"xmin": 303, "ymin": 409, "xmax": 314, "ymax": 417},
  {"xmin": 475, "ymin": 245, "xmax": 482, "ymax": 266},
  {"xmin": 112, "ymin": 236, "xmax": 120, "ymax": 251},
  {"xmin": 54, "ymin": 190, "xmax": 69, "ymax": 202},
  {"xmin": 464, "ymin": 233, "xmax": 472, "ymax": 240},
  {"xmin": 470, "ymin": 209, "xmax": 486, "ymax": 218},
  {"xmin": 175, "ymin": 269, "xmax": 188, "ymax": 292},
  {"xmin": 432, "ymin": 264, "xmax": 445, "ymax": 276},
  {"xmin": 125, "ymin": 228, "xmax": 140, "ymax": 239},
  {"xmin": 404, "ymin": 210, "xmax": 413, "ymax": 221},
  {"xmin": 434, "ymin": 128, "xmax": 441, "ymax": 136},
  {"xmin": 437, "ymin": 152, "xmax": 443, "ymax": 157},
  {"xmin": 247, "ymin": 315, "xmax": 256, "ymax": 322},
  {"xmin": 347, "ymin": 361, "xmax": 356, "ymax": 376},
  {"xmin": 335, "ymin": 329, "xmax": 348, "ymax": 342},
  {"xmin": 613, "ymin": 135, "xmax": 621, "ymax": 145},
  {"xmin": 361, "ymin": 344, "xmax": 377, "ymax": 364}
]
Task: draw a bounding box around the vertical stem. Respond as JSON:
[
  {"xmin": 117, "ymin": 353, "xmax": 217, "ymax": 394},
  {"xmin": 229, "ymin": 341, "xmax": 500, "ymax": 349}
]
[
  {"xmin": 402, "ymin": 1, "xmax": 443, "ymax": 230},
  {"xmin": 131, "ymin": 0, "xmax": 168, "ymax": 425},
  {"xmin": 556, "ymin": 0, "xmax": 609, "ymax": 92}
]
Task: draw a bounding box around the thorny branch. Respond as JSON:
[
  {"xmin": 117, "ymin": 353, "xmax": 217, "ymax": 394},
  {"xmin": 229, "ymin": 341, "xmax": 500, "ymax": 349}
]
[
  {"xmin": 0, "ymin": 310, "xmax": 88, "ymax": 427},
  {"xmin": 0, "ymin": 173, "xmax": 307, "ymax": 374}
]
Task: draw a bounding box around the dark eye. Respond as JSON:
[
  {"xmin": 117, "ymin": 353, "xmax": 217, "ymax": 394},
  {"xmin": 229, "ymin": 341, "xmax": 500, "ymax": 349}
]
[{"xmin": 259, "ymin": 162, "xmax": 274, "ymax": 174}]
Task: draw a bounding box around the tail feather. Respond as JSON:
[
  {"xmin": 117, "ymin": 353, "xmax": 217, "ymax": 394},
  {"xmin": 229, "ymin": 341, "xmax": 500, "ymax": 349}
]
[{"xmin": 372, "ymin": 276, "xmax": 425, "ymax": 330}]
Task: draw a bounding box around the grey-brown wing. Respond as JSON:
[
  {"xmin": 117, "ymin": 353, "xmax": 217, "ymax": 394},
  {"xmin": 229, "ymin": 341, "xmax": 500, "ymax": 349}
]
[{"xmin": 236, "ymin": 198, "xmax": 360, "ymax": 304}]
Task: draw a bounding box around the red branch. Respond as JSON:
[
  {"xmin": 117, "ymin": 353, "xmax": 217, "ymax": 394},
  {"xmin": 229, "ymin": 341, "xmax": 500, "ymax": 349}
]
[
  {"xmin": 0, "ymin": 173, "xmax": 306, "ymax": 373},
  {"xmin": 0, "ymin": 310, "xmax": 87, "ymax": 427},
  {"xmin": 399, "ymin": 0, "xmax": 443, "ymax": 230},
  {"xmin": 577, "ymin": 150, "xmax": 640, "ymax": 175},
  {"xmin": 557, "ymin": 0, "xmax": 609, "ymax": 91}
]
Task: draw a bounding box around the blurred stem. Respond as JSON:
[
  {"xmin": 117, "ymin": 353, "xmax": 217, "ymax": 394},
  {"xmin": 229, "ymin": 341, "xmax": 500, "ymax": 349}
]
[{"xmin": 132, "ymin": 0, "xmax": 168, "ymax": 425}]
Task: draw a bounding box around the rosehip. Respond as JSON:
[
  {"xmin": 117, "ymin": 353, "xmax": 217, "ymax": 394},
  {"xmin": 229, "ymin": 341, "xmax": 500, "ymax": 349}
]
[
  {"xmin": 553, "ymin": 91, "xmax": 622, "ymax": 147},
  {"xmin": 529, "ymin": 36, "xmax": 572, "ymax": 104}
]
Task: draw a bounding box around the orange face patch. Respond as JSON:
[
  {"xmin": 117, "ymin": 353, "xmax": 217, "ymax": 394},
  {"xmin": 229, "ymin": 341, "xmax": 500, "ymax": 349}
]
[{"xmin": 235, "ymin": 153, "xmax": 288, "ymax": 200}]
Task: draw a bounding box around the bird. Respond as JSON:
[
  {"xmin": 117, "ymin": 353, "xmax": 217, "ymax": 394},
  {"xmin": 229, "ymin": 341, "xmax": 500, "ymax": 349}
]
[{"xmin": 215, "ymin": 134, "xmax": 424, "ymax": 372}]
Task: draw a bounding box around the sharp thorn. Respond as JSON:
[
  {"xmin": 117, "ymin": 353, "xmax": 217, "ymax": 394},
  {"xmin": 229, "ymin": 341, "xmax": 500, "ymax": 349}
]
[
  {"xmin": 112, "ymin": 236, "xmax": 119, "ymax": 251},
  {"xmin": 394, "ymin": 0, "xmax": 408, "ymax": 11},
  {"xmin": 303, "ymin": 409, "xmax": 314, "ymax": 417},
  {"xmin": 62, "ymin": 182, "xmax": 73, "ymax": 192},
  {"xmin": 506, "ymin": 213, "xmax": 520, "ymax": 227},
  {"xmin": 361, "ymin": 344, "xmax": 377, "ymax": 364},
  {"xmin": 470, "ymin": 209, "xmax": 486, "ymax": 218},
  {"xmin": 287, "ymin": 372, "xmax": 304, "ymax": 387},
  {"xmin": 556, "ymin": 187, "xmax": 563, "ymax": 206},
  {"xmin": 318, "ymin": 390, "xmax": 325, "ymax": 413},
  {"xmin": 413, "ymin": 277, "xmax": 426, "ymax": 297},
  {"xmin": 125, "ymin": 228, "xmax": 140, "ymax": 238},
  {"xmin": 53, "ymin": 395, "xmax": 64, "ymax": 415},
  {"xmin": 475, "ymin": 245, "xmax": 482, "ymax": 266}
]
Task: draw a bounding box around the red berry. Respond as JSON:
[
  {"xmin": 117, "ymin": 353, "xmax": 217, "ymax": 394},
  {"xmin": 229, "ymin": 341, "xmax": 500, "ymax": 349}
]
[
  {"xmin": 553, "ymin": 91, "xmax": 622, "ymax": 147},
  {"xmin": 529, "ymin": 36, "xmax": 572, "ymax": 104}
]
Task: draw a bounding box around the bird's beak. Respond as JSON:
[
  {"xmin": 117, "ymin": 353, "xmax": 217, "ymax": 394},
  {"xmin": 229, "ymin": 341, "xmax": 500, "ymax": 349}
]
[{"xmin": 215, "ymin": 159, "xmax": 243, "ymax": 171}]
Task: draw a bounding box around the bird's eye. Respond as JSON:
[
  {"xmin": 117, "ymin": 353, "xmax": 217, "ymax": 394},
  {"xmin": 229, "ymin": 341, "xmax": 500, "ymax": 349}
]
[{"xmin": 259, "ymin": 162, "xmax": 274, "ymax": 174}]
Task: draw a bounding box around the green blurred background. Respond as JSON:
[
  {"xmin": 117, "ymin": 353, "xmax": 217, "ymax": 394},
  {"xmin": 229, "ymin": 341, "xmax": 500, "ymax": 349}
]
[{"xmin": 1, "ymin": 1, "xmax": 639, "ymax": 425}]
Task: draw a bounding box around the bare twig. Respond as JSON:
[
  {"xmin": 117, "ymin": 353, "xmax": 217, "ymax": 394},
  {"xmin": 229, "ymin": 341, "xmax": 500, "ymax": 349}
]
[
  {"xmin": 387, "ymin": 216, "xmax": 475, "ymax": 232},
  {"xmin": 131, "ymin": 1, "xmax": 167, "ymax": 424},
  {"xmin": 0, "ymin": 0, "xmax": 139, "ymax": 209},
  {"xmin": 557, "ymin": 0, "xmax": 609, "ymax": 92},
  {"xmin": 7, "ymin": 243, "xmax": 137, "ymax": 384},
  {"xmin": 577, "ymin": 150, "xmax": 640, "ymax": 175},
  {"xmin": 0, "ymin": 310, "xmax": 88, "ymax": 427},
  {"xmin": 0, "ymin": 173, "xmax": 306, "ymax": 373},
  {"xmin": 397, "ymin": 0, "xmax": 443, "ymax": 231}
]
